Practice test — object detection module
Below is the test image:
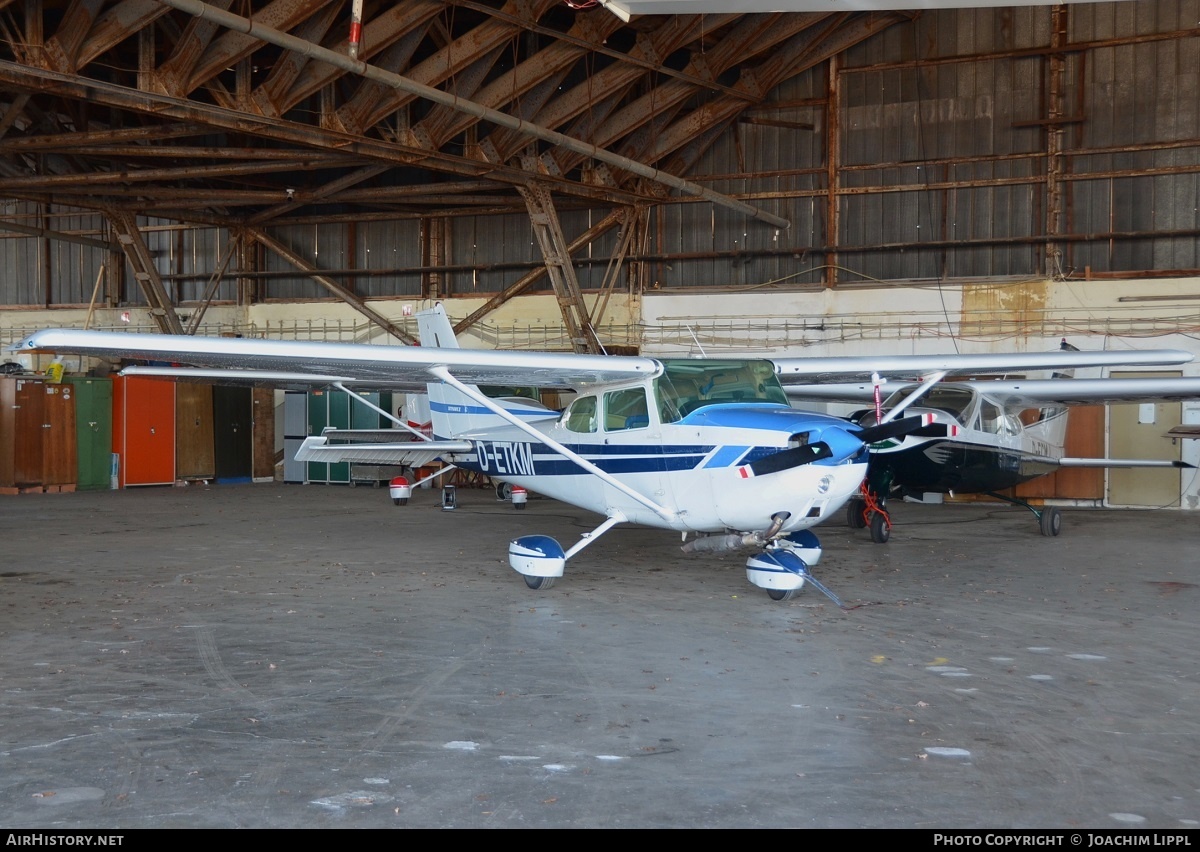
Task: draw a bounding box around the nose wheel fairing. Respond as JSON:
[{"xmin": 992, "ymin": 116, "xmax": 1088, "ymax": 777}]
[
  {"xmin": 744, "ymin": 531, "xmax": 846, "ymax": 606},
  {"xmin": 509, "ymin": 535, "xmax": 566, "ymax": 579}
]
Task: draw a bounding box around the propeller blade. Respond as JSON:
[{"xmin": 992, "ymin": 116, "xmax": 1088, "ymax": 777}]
[
  {"xmin": 854, "ymin": 413, "xmax": 933, "ymax": 445},
  {"xmin": 911, "ymin": 422, "xmax": 960, "ymax": 439},
  {"xmin": 746, "ymin": 442, "xmax": 833, "ymax": 477}
]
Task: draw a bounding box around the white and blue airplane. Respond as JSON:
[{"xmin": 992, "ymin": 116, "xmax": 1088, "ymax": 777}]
[{"xmin": 14, "ymin": 311, "xmax": 1194, "ymax": 602}]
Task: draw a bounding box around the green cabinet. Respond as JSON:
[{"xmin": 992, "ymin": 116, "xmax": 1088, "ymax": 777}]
[
  {"xmin": 65, "ymin": 376, "xmax": 112, "ymax": 491},
  {"xmin": 307, "ymin": 389, "xmax": 351, "ymax": 484},
  {"xmin": 305, "ymin": 389, "xmax": 395, "ymax": 484}
]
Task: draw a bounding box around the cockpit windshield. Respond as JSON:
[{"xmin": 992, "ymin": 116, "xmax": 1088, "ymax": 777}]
[
  {"xmin": 883, "ymin": 385, "xmax": 976, "ymax": 423},
  {"xmin": 655, "ymin": 359, "xmax": 788, "ymax": 423}
]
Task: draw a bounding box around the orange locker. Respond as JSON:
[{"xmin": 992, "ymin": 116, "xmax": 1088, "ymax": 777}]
[{"xmin": 113, "ymin": 376, "xmax": 175, "ymax": 487}]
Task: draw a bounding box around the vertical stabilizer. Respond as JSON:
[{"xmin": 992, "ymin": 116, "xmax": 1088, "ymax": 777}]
[
  {"xmin": 414, "ymin": 304, "xmax": 556, "ymax": 438},
  {"xmin": 416, "ymin": 303, "xmax": 461, "ymax": 350}
]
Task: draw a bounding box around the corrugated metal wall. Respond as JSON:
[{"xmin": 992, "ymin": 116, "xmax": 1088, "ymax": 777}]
[
  {"xmin": 354, "ymin": 219, "xmax": 423, "ymax": 299},
  {"xmin": 651, "ymin": 0, "xmax": 1200, "ymax": 290},
  {"xmin": 0, "ymin": 1, "xmax": 1196, "ymax": 307},
  {"xmin": 0, "ymin": 204, "xmax": 110, "ymax": 306}
]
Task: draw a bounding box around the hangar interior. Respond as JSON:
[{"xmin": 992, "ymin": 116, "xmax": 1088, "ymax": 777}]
[{"xmin": 0, "ymin": 0, "xmax": 1198, "ymax": 508}]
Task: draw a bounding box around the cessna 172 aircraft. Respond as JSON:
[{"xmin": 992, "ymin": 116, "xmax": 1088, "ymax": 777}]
[
  {"xmin": 14, "ymin": 314, "xmax": 1195, "ymax": 602},
  {"xmin": 786, "ymin": 372, "xmax": 1200, "ymax": 543}
]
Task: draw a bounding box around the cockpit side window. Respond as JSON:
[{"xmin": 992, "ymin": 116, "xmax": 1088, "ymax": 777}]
[
  {"xmin": 977, "ymin": 400, "xmax": 1004, "ymax": 433},
  {"xmin": 605, "ymin": 388, "xmax": 650, "ymax": 431},
  {"xmin": 563, "ymin": 396, "xmax": 597, "ymax": 433}
]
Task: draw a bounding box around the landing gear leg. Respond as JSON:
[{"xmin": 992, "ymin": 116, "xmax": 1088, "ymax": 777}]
[
  {"xmin": 985, "ymin": 492, "xmax": 1062, "ymax": 537},
  {"xmin": 851, "ymin": 481, "xmax": 891, "ymax": 544},
  {"xmin": 509, "ymin": 513, "xmax": 626, "ymax": 590}
]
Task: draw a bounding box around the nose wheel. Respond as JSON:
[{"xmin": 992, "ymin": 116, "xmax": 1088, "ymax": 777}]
[
  {"xmin": 848, "ymin": 485, "xmax": 891, "ymax": 543},
  {"xmin": 869, "ymin": 509, "xmax": 890, "ymax": 543}
]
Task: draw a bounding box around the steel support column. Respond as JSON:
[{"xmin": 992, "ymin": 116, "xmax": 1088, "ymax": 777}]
[
  {"xmin": 105, "ymin": 208, "xmax": 185, "ymax": 334},
  {"xmin": 1044, "ymin": 4, "xmax": 1069, "ymax": 277},
  {"xmin": 517, "ymin": 177, "xmax": 601, "ymax": 354}
]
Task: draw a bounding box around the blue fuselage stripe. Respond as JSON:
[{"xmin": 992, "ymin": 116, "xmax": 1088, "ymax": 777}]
[
  {"xmin": 458, "ymin": 441, "xmax": 785, "ymax": 477},
  {"xmin": 430, "ymin": 400, "xmax": 550, "ymax": 418},
  {"xmin": 703, "ymin": 445, "xmax": 751, "ymax": 468}
]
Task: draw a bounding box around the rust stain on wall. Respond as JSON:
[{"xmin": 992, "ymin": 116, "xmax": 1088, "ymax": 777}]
[{"xmin": 960, "ymin": 279, "xmax": 1048, "ymax": 340}]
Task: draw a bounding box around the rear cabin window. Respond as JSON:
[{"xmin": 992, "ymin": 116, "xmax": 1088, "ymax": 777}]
[{"xmin": 563, "ymin": 396, "xmax": 597, "ymax": 433}]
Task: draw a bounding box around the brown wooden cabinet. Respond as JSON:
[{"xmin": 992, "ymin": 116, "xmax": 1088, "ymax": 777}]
[
  {"xmin": 252, "ymin": 387, "xmax": 276, "ymax": 481},
  {"xmin": 0, "ymin": 376, "xmax": 77, "ymax": 493},
  {"xmin": 40, "ymin": 382, "xmax": 77, "ymax": 488},
  {"xmin": 175, "ymin": 383, "xmax": 216, "ymax": 481}
]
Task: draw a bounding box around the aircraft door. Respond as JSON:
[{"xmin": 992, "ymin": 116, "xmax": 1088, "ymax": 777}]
[{"xmin": 601, "ymin": 387, "xmax": 672, "ymax": 521}]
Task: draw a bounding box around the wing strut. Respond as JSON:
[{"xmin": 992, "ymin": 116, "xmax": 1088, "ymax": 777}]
[
  {"xmin": 565, "ymin": 513, "xmax": 628, "ymax": 560},
  {"xmin": 429, "ymin": 366, "xmax": 677, "ymax": 523},
  {"xmin": 881, "ymin": 371, "xmax": 947, "ymax": 423}
]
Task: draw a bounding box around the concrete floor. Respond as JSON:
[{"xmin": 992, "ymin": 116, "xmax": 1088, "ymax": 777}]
[{"xmin": 1, "ymin": 482, "xmax": 1198, "ymax": 829}]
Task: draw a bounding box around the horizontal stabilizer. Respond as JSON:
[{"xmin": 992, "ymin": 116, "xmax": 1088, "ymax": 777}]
[
  {"xmin": 1059, "ymin": 457, "xmax": 1196, "ymax": 469},
  {"xmin": 295, "ymin": 436, "xmax": 472, "ymax": 468},
  {"xmin": 321, "ymin": 428, "xmax": 420, "ymax": 443}
]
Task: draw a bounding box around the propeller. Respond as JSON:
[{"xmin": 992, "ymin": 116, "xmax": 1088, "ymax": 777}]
[
  {"xmin": 853, "ymin": 413, "xmax": 934, "ymax": 445},
  {"xmin": 743, "ymin": 413, "xmax": 934, "ymax": 478},
  {"xmin": 745, "ymin": 442, "xmax": 833, "ymax": 477}
]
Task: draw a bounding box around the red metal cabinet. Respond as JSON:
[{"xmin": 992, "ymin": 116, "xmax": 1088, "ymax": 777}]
[{"xmin": 113, "ymin": 376, "xmax": 175, "ymax": 487}]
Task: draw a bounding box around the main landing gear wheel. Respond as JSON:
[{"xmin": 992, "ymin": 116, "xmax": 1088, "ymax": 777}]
[
  {"xmin": 846, "ymin": 499, "xmax": 867, "ymax": 529},
  {"xmin": 1039, "ymin": 507, "xmax": 1062, "ymax": 537},
  {"xmin": 523, "ymin": 575, "xmax": 556, "ymax": 590},
  {"xmin": 392, "ymin": 496, "xmax": 408, "ymax": 506},
  {"xmin": 766, "ymin": 588, "xmax": 796, "ymax": 602},
  {"xmin": 495, "ymin": 482, "xmax": 513, "ymax": 501},
  {"xmin": 869, "ymin": 511, "xmax": 891, "ymax": 543}
]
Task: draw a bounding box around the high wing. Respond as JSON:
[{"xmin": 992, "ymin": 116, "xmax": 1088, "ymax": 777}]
[
  {"xmin": 785, "ymin": 376, "xmax": 1200, "ymax": 406},
  {"xmin": 772, "ymin": 349, "xmax": 1193, "ymax": 385},
  {"xmin": 13, "ymin": 329, "xmax": 659, "ymax": 390},
  {"xmin": 14, "ymin": 329, "xmax": 1192, "ymax": 392}
]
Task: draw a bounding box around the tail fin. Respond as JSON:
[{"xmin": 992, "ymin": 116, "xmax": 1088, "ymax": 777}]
[
  {"xmin": 416, "ymin": 303, "xmax": 461, "ymax": 350},
  {"xmin": 414, "ymin": 304, "xmax": 556, "ymax": 438}
]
